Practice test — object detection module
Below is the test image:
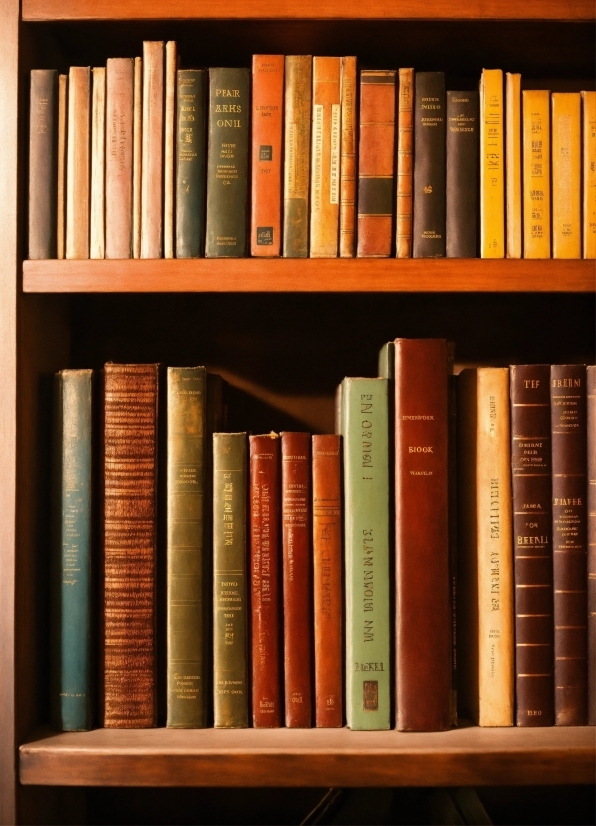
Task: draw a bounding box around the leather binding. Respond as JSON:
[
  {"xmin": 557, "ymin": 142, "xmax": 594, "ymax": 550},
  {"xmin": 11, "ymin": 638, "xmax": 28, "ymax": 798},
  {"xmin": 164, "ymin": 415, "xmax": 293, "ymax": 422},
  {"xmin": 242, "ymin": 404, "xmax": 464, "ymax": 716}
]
[
  {"xmin": 283, "ymin": 56, "xmax": 312, "ymax": 258},
  {"xmin": 141, "ymin": 41, "xmax": 164, "ymax": 259},
  {"xmin": 479, "ymin": 69, "xmax": 504, "ymax": 258},
  {"xmin": 446, "ymin": 91, "xmax": 478, "ymax": 258},
  {"xmin": 106, "ymin": 58, "xmax": 134, "ymax": 259},
  {"xmin": 281, "ymin": 432, "xmax": 313, "ymax": 727},
  {"xmin": 132, "ymin": 57, "xmax": 142, "ymax": 259},
  {"xmin": 249, "ymin": 433, "xmax": 282, "ymax": 727},
  {"xmin": 413, "ymin": 72, "xmax": 446, "ymax": 258},
  {"xmin": 163, "ymin": 41, "xmax": 177, "ymax": 260},
  {"xmin": 396, "ymin": 68, "xmax": 414, "ymax": 259},
  {"xmin": 102, "ymin": 364, "xmax": 158, "ymax": 728},
  {"xmin": 213, "ymin": 432, "xmax": 249, "ymax": 728},
  {"xmin": 551, "ymin": 365, "xmax": 588, "ymax": 726},
  {"xmin": 552, "ymin": 93, "xmax": 581, "ymax": 259},
  {"xmin": 357, "ymin": 70, "xmax": 396, "ymax": 258},
  {"xmin": 56, "ymin": 73, "xmax": 67, "ymax": 260},
  {"xmin": 522, "ymin": 90, "xmax": 551, "ymax": 259},
  {"xmin": 310, "ymin": 57, "xmax": 341, "ymax": 258},
  {"xmin": 395, "ymin": 339, "xmax": 451, "ymax": 731},
  {"xmin": 581, "ymin": 92, "xmax": 596, "ymax": 259},
  {"xmin": 28, "ymin": 69, "xmax": 58, "ymax": 259},
  {"xmin": 251, "ymin": 55, "xmax": 284, "ymax": 257},
  {"xmin": 587, "ymin": 366, "xmax": 596, "ymax": 725},
  {"xmin": 176, "ymin": 69, "xmax": 207, "ymax": 258},
  {"xmin": 90, "ymin": 67, "xmax": 106, "ymax": 260},
  {"xmin": 66, "ymin": 66, "xmax": 90, "ymax": 260},
  {"xmin": 505, "ymin": 73, "xmax": 522, "ymax": 259},
  {"xmin": 339, "ymin": 56, "xmax": 357, "ymax": 258},
  {"xmin": 312, "ymin": 434, "xmax": 343, "ymax": 727}
]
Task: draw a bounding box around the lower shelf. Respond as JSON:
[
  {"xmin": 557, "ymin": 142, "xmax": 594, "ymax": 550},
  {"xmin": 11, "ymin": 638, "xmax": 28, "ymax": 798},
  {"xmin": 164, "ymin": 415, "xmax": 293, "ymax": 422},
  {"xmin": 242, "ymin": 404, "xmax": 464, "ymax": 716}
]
[{"xmin": 20, "ymin": 723, "xmax": 595, "ymax": 788}]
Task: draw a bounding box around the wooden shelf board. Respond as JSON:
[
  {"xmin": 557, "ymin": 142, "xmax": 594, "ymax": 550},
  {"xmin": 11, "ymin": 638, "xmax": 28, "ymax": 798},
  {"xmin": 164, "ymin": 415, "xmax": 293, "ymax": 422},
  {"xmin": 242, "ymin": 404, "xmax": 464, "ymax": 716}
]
[{"xmin": 20, "ymin": 724, "xmax": 596, "ymax": 787}]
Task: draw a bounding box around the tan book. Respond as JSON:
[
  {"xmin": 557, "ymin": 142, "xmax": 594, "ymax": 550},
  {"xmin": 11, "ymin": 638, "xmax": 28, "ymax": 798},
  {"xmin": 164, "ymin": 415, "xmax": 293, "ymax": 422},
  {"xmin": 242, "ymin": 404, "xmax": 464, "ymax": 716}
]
[
  {"xmin": 505, "ymin": 72, "xmax": 522, "ymax": 259},
  {"xmin": 141, "ymin": 41, "xmax": 164, "ymax": 259},
  {"xmin": 310, "ymin": 57, "xmax": 341, "ymax": 258},
  {"xmin": 105, "ymin": 58, "xmax": 134, "ymax": 259},
  {"xmin": 132, "ymin": 56, "xmax": 142, "ymax": 259},
  {"xmin": 339, "ymin": 56, "xmax": 357, "ymax": 258},
  {"xmin": 283, "ymin": 55, "xmax": 312, "ymax": 258},
  {"xmin": 56, "ymin": 73, "xmax": 67, "ymax": 260},
  {"xmin": 163, "ymin": 41, "xmax": 176, "ymax": 259},
  {"xmin": 479, "ymin": 69, "xmax": 504, "ymax": 258},
  {"xmin": 582, "ymin": 91, "xmax": 596, "ymax": 259},
  {"xmin": 522, "ymin": 90, "xmax": 550, "ymax": 259},
  {"xmin": 90, "ymin": 67, "xmax": 106, "ymax": 259},
  {"xmin": 552, "ymin": 93, "xmax": 581, "ymax": 259},
  {"xmin": 396, "ymin": 67, "xmax": 414, "ymax": 258},
  {"xmin": 66, "ymin": 66, "xmax": 91, "ymax": 260}
]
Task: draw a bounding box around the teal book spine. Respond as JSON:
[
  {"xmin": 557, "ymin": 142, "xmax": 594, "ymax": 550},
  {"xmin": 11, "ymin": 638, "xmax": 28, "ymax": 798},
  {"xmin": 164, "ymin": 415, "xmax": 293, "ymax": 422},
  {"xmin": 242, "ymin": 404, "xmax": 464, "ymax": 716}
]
[
  {"xmin": 341, "ymin": 377, "xmax": 391, "ymax": 729},
  {"xmin": 175, "ymin": 69, "xmax": 207, "ymax": 258},
  {"xmin": 51, "ymin": 369, "xmax": 93, "ymax": 731}
]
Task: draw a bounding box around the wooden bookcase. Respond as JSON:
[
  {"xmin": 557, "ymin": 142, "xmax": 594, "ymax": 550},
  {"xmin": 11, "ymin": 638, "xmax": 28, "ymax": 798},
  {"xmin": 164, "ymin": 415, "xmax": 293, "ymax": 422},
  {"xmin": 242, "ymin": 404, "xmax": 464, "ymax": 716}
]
[{"xmin": 1, "ymin": 1, "xmax": 595, "ymax": 823}]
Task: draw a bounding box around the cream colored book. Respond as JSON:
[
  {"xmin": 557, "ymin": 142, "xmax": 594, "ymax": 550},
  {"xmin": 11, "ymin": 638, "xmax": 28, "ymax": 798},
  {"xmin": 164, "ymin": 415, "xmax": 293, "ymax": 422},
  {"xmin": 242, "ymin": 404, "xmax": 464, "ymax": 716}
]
[
  {"xmin": 66, "ymin": 66, "xmax": 90, "ymax": 260},
  {"xmin": 133, "ymin": 56, "xmax": 143, "ymax": 259},
  {"xmin": 552, "ymin": 93, "xmax": 581, "ymax": 259},
  {"xmin": 582, "ymin": 91, "xmax": 596, "ymax": 259},
  {"xmin": 163, "ymin": 41, "xmax": 176, "ymax": 259},
  {"xmin": 479, "ymin": 69, "xmax": 504, "ymax": 258},
  {"xmin": 56, "ymin": 73, "xmax": 67, "ymax": 260},
  {"xmin": 522, "ymin": 90, "xmax": 550, "ymax": 259},
  {"xmin": 90, "ymin": 67, "xmax": 106, "ymax": 259},
  {"xmin": 505, "ymin": 72, "xmax": 521, "ymax": 258},
  {"xmin": 141, "ymin": 41, "xmax": 164, "ymax": 259}
]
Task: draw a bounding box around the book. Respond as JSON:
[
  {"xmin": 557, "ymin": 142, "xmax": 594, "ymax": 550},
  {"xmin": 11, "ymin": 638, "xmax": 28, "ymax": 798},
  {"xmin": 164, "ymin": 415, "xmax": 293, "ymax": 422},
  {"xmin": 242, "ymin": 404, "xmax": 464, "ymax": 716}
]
[
  {"xmin": 66, "ymin": 66, "xmax": 90, "ymax": 260},
  {"xmin": 310, "ymin": 57, "xmax": 341, "ymax": 258},
  {"xmin": 479, "ymin": 69, "xmax": 504, "ymax": 258},
  {"xmin": 457, "ymin": 368, "xmax": 514, "ymax": 726},
  {"xmin": 163, "ymin": 41, "xmax": 177, "ymax": 260},
  {"xmin": 51, "ymin": 369, "xmax": 93, "ymax": 731},
  {"xmin": 175, "ymin": 69, "xmax": 207, "ymax": 259},
  {"xmin": 141, "ymin": 41, "xmax": 164, "ymax": 259},
  {"xmin": 283, "ymin": 55, "xmax": 312, "ymax": 258},
  {"xmin": 357, "ymin": 70, "xmax": 396, "ymax": 258},
  {"xmin": 313, "ymin": 434, "xmax": 343, "ymax": 727},
  {"xmin": 281, "ymin": 431, "xmax": 313, "ymax": 727},
  {"xmin": 552, "ymin": 92, "xmax": 581, "ymax": 259},
  {"xmin": 90, "ymin": 67, "xmax": 106, "ymax": 260},
  {"xmin": 28, "ymin": 69, "xmax": 58, "ymax": 259},
  {"xmin": 57, "ymin": 74, "xmax": 67, "ymax": 260},
  {"xmin": 213, "ymin": 432, "xmax": 249, "ymax": 728},
  {"xmin": 587, "ymin": 366, "xmax": 596, "ymax": 725},
  {"xmin": 339, "ymin": 56, "xmax": 357, "ymax": 258},
  {"xmin": 522, "ymin": 90, "xmax": 550, "ymax": 259},
  {"xmin": 446, "ymin": 90, "xmax": 479, "ymax": 258},
  {"xmin": 205, "ymin": 68, "xmax": 250, "ymax": 258},
  {"xmin": 102, "ymin": 363, "xmax": 158, "ymax": 728},
  {"xmin": 413, "ymin": 72, "xmax": 446, "ymax": 258},
  {"xmin": 132, "ymin": 56, "xmax": 142, "ymax": 259},
  {"xmin": 396, "ymin": 68, "xmax": 414, "ymax": 259},
  {"xmin": 582, "ymin": 91, "xmax": 596, "ymax": 259},
  {"xmin": 505, "ymin": 72, "xmax": 522, "ymax": 259},
  {"xmin": 105, "ymin": 58, "xmax": 134, "ymax": 259}
]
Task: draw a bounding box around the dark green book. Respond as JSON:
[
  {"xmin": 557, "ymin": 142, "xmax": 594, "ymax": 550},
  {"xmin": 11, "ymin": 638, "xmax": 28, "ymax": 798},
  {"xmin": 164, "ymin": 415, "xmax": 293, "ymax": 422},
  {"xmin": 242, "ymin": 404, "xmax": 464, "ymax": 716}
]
[{"xmin": 175, "ymin": 70, "xmax": 207, "ymax": 258}]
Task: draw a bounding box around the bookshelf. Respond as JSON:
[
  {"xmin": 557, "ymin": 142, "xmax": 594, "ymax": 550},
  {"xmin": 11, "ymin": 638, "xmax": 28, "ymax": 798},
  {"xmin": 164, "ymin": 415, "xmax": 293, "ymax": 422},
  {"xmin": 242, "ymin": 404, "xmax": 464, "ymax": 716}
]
[{"xmin": 0, "ymin": 0, "xmax": 595, "ymax": 823}]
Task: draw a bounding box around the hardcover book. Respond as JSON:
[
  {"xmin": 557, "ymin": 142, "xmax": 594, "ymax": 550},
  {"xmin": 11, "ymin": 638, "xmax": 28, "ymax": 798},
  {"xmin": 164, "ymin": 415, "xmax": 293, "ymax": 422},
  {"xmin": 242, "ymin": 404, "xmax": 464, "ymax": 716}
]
[
  {"xmin": 105, "ymin": 58, "xmax": 134, "ymax": 259},
  {"xmin": 163, "ymin": 41, "xmax": 177, "ymax": 260},
  {"xmin": 283, "ymin": 56, "xmax": 312, "ymax": 258},
  {"xmin": 582, "ymin": 91, "xmax": 596, "ymax": 259},
  {"xmin": 339, "ymin": 56, "xmax": 357, "ymax": 258},
  {"xmin": 29, "ymin": 69, "xmax": 58, "ymax": 259},
  {"xmin": 140, "ymin": 41, "xmax": 164, "ymax": 259},
  {"xmin": 522, "ymin": 90, "xmax": 551, "ymax": 259},
  {"xmin": 505, "ymin": 72, "xmax": 522, "ymax": 259},
  {"xmin": 175, "ymin": 69, "xmax": 207, "ymax": 258},
  {"xmin": 66, "ymin": 66, "xmax": 90, "ymax": 260},
  {"xmin": 396, "ymin": 68, "xmax": 414, "ymax": 259},
  {"xmin": 310, "ymin": 57, "xmax": 341, "ymax": 258},
  {"xmin": 446, "ymin": 90, "xmax": 478, "ymax": 258},
  {"xmin": 132, "ymin": 56, "xmax": 142, "ymax": 259},
  {"xmin": 587, "ymin": 365, "xmax": 596, "ymax": 725},
  {"xmin": 90, "ymin": 67, "xmax": 106, "ymax": 259},
  {"xmin": 552, "ymin": 93, "xmax": 581, "ymax": 259},
  {"xmin": 56, "ymin": 73, "xmax": 67, "ymax": 260},
  {"xmin": 479, "ymin": 69, "xmax": 504, "ymax": 258},
  {"xmin": 413, "ymin": 72, "xmax": 446, "ymax": 258}
]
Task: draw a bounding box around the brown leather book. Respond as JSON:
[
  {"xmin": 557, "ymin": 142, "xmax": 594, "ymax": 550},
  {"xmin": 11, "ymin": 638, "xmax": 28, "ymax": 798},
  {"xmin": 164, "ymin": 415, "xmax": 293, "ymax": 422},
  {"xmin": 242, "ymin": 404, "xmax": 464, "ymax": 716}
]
[
  {"xmin": 312, "ymin": 434, "xmax": 342, "ymax": 728},
  {"xmin": 250, "ymin": 433, "xmax": 282, "ymax": 727},
  {"xmin": 28, "ymin": 69, "xmax": 58, "ymax": 259},
  {"xmin": 396, "ymin": 68, "xmax": 414, "ymax": 258},
  {"xmin": 394, "ymin": 339, "xmax": 451, "ymax": 731},
  {"xmin": 66, "ymin": 66, "xmax": 90, "ymax": 260},
  {"xmin": 339, "ymin": 57, "xmax": 357, "ymax": 258},
  {"xmin": 106, "ymin": 58, "xmax": 133, "ymax": 259},
  {"xmin": 283, "ymin": 55, "xmax": 312, "ymax": 258},
  {"xmin": 310, "ymin": 57, "xmax": 341, "ymax": 258},
  {"xmin": 587, "ymin": 365, "xmax": 596, "ymax": 725},
  {"xmin": 281, "ymin": 431, "xmax": 313, "ymax": 727},
  {"xmin": 102, "ymin": 363, "xmax": 158, "ymax": 728},
  {"xmin": 141, "ymin": 41, "xmax": 164, "ymax": 259},
  {"xmin": 551, "ymin": 365, "xmax": 588, "ymax": 726}
]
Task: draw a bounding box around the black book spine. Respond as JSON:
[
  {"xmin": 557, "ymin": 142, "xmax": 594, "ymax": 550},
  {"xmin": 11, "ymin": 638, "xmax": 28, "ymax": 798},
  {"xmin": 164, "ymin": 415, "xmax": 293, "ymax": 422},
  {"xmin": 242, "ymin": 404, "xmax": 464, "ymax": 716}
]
[
  {"xmin": 29, "ymin": 69, "xmax": 58, "ymax": 259},
  {"xmin": 176, "ymin": 70, "xmax": 207, "ymax": 258},
  {"xmin": 446, "ymin": 90, "xmax": 479, "ymax": 258}
]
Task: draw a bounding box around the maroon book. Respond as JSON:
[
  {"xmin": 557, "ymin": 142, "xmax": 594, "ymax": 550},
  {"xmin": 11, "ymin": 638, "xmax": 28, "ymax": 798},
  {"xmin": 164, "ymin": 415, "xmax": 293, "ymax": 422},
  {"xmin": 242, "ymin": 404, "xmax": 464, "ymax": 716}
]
[{"xmin": 587, "ymin": 366, "xmax": 596, "ymax": 726}]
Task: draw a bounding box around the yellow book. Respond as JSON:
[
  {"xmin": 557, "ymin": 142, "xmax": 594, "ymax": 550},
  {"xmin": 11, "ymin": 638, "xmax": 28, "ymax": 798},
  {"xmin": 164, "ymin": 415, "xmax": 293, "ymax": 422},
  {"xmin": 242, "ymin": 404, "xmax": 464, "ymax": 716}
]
[
  {"xmin": 582, "ymin": 91, "xmax": 596, "ymax": 259},
  {"xmin": 522, "ymin": 90, "xmax": 550, "ymax": 259},
  {"xmin": 552, "ymin": 93, "xmax": 581, "ymax": 259},
  {"xmin": 480, "ymin": 69, "xmax": 504, "ymax": 258},
  {"xmin": 505, "ymin": 73, "xmax": 522, "ymax": 258}
]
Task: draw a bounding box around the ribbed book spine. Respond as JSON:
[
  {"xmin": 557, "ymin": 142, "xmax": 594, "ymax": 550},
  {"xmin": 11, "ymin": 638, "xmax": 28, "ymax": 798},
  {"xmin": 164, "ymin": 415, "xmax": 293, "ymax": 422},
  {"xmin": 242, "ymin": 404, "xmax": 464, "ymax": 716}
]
[
  {"xmin": 587, "ymin": 366, "xmax": 596, "ymax": 725},
  {"xmin": 396, "ymin": 68, "xmax": 414, "ymax": 259},
  {"xmin": 505, "ymin": 73, "xmax": 522, "ymax": 258},
  {"xmin": 132, "ymin": 56, "xmax": 142, "ymax": 259},
  {"xmin": 105, "ymin": 58, "xmax": 134, "ymax": 259},
  {"xmin": 310, "ymin": 57, "xmax": 341, "ymax": 258},
  {"xmin": 90, "ymin": 67, "xmax": 106, "ymax": 260},
  {"xmin": 283, "ymin": 56, "xmax": 312, "ymax": 258},
  {"xmin": 66, "ymin": 66, "xmax": 90, "ymax": 260},
  {"xmin": 446, "ymin": 90, "xmax": 478, "ymax": 258},
  {"xmin": 582, "ymin": 92, "xmax": 596, "ymax": 259},
  {"xmin": 176, "ymin": 70, "xmax": 207, "ymax": 258},
  {"xmin": 413, "ymin": 72, "xmax": 446, "ymax": 258},
  {"xmin": 552, "ymin": 93, "xmax": 581, "ymax": 259},
  {"xmin": 140, "ymin": 41, "xmax": 164, "ymax": 259},
  {"xmin": 28, "ymin": 69, "xmax": 58, "ymax": 259},
  {"xmin": 56, "ymin": 73, "xmax": 67, "ymax": 260},
  {"xmin": 163, "ymin": 41, "xmax": 177, "ymax": 260},
  {"xmin": 522, "ymin": 90, "xmax": 551, "ymax": 259},
  {"xmin": 480, "ymin": 69, "xmax": 504, "ymax": 258},
  {"xmin": 339, "ymin": 56, "xmax": 357, "ymax": 258}
]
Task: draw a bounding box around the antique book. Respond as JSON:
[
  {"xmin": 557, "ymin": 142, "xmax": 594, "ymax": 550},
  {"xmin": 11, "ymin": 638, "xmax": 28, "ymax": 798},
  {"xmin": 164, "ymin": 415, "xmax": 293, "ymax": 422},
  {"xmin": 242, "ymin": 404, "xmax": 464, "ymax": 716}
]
[
  {"xmin": 66, "ymin": 66, "xmax": 90, "ymax": 260},
  {"xmin": 213, "ymin": 432, "xmax": 249, "ymax": 728},
  {"xmin": 357, "ymin": 70, "xmax": 396, "ymax": 258},
  {"xmin": 413, "ymin": 72, "xmax": 446, "ymax": 258},
  {"xmin": 551, "ymin": 365, "xmax": 588, "ymax": 726},
  {"xmin": 396, "ymin": 67, "xmax": 414, "ymax": 259},
  {"xmin": 283, "ymin": 55, "xmax": 312, "ymax": 258},
  {"xmin": 587, "ymin": 366, "xmax": 596, "ymax": 725},
  {"xmin": 313, "ymin": 434, "xmax": 343, "ymax": 727},
  {"xmin": 339, "ymin": 56, "xmax": 357, "ymax": 258},
  {"xmin": 582, "ymin": 91, "xmax": 596, "ymax": 259},
  {"xmin": 28, "ymin": 69, "xmax": 58, "ymax": 259},
  {"xmin": 105, "ymin": 58, "xmax": 134, "ymax": 259},
  {"xmin": 281, "ymin": 432, "xmax": 313, "ymax": 727},
  {"xmin": 505, "ymin": 72, "xmax": 522, "ymax": 258},
  {"xmin": 205, "ymin": 68, "xmax": 250, "ymax": 258},
  {"xmin": 102, "ymin": 363, "xmax": 158, "ymax": 728},
  {"xmin": 51, "ymin": 370, "xmax": 93, "ymax": 731},
  {"xmin": 132, "ymin": 56, "xmax": 142, "ymax": 259},
  {"xmin": 446, "ymin": 90, "xmax": 479, "ymax": 258},
  {"xmin": 56, "ymin": 73, "xmax": 67, "ymax": 260},
  {"xmin": 176, "ymin": 69, "xmax": 207, "ymax": 259},
  {"xmin": 310, "ymin": 57, "xmax": 341, "ymax": 258},
  {"xmin": 552, "ymin": 93, "xmax": 581, "ymax": 259},
  {"xmin": 457, "ymin": 368, "xmax": 514, "ymax": 726},
  {"xmin": 250, "ymin": 433, "xmax": 282, "ymax": 728},
  {"xmin": 141, "ymin": 41, "xmax": 164, "ymax": 259},
  {"xmin": 522, "ymin": 90, "xmax": 551, "ymax": 259},
  {"xmin": 90, "ymin": 67, "xmax": 106, "ymax": 260},
  {"xmin": 479, "ymin": 69, "xmax": 504, "ymax": 258},
  {"xmin": 163, "ymin": 41, "xmax": 177, "ymax": 260}
]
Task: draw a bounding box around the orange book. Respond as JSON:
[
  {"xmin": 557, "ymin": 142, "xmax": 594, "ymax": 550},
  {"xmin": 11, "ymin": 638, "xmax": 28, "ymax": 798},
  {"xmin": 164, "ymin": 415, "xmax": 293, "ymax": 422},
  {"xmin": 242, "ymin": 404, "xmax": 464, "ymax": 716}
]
[
  {"xmin": 310, "ymin": 57, "xmax": 341, "ymax": 258},
  {"xmin": 552, "ymin": 92, "xmax": 581, "ymax": 259},
  {"xmin": 339, "ymin": 56, "xmax": 357, "ymax": 258},
  {"xmin": 582, "ymin": 91, "xmax": 596, "ymax": 259}
]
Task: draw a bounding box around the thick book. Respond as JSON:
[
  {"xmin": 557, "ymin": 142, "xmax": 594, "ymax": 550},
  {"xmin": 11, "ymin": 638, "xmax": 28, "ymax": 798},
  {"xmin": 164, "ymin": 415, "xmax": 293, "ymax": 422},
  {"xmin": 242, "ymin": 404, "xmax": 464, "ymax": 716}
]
[
  {"xmin": 250, "ymin": 55, "xmax": 284, "ymax": 257},
  {"xmin": 582, "ymin": 92, "xmax": 596, "ymax": 259},
  {"xmin": 551, "ymin": 365, "xmax": 588, "ymax": 726},
  {"xmin": 29, "ymin": 69, "xmax": 58, "ymax": 259},
  {"xmin": 339, "ymin": 56, "xmax": 357, "ymax": 258},
  {"xmin": 446, "ymin": 90, "xmax": 479, "ymax": 258},
  {"xmin": 141, "ymin": 41, "xmax": 164, "ymax": 259},
  {"xmin": 213, "ymin": 432, "xmax": 249, "ymax": 728},
  {"xmin": 90, "ymin": 67, "xmax": 106, "ymax": 260},
  {"xmin": 102, "ymin": 363, "xmax": 158, "ymax": 728},
  {"xmin": 396, "ymin": 68, "xmax": 414, "ymax": 259},
  {"xmin": 522, "ymin": 90, "xmax": 551, "ymax": 259},
  {"xmin": 413, "ymin": 72, "xmax": 446, "ymax": 258},
  {"xmin": 281, "ymin": 432, "xmax": 313, "ymax": 727},
  {"xmin": 479, "ymin": 69, "xmax": 504, "ymax": 258},
  {"xmin": 163, "ymin": 41, "xmax": 177, "ymax": 260},
  {"xmin": 66, "ymin": 66, "xmax": 90, "ymax": 260},
  {"xmin": 587, "ymin": 366, "xmax": 596, "ymax": 725},
  {"xmin": 283, "ymin": 55, "xmax": 312, "ymax": 258},
  {"xmin": 57, "ymin": 73, "xmax": 67, "ymax": 260},
  {"xmin": 175, "ymin": 69, "xmax": 207, "ymax": 259},
  {"xmin": 313, "ymin": 434, "xmax": 343, "ymax": 728},
  {"xmin": 51, "ymin": 370, "xmax": 93, "ymax": 731},
  {"xmin": 505, "ymin": 72, "xmax": 522, "ymax": 259},
  {"xmin": 250, "ymin": 433, "xmax": 282, "ymax": 727},
  {"xmin": 132, "ymin": 56, "xmax": 142, "ymax": 259},
  {"xmin": 552, "ymin": 93, "xmax": 581, "ymax": 259},
  {"xmin": 457, "ymin": 368, "xmax": 514, "ymax": 726},
  {"xmin": 357, "ymin": 70, "xmax": 396, "ymax": 258},
  {"xmin": 105, "ymin": 58, "xmax": 134, "ymax": 259},
  {"xmin": 310, "ymin": 57, "xmax": 341, "ymax": 258}
]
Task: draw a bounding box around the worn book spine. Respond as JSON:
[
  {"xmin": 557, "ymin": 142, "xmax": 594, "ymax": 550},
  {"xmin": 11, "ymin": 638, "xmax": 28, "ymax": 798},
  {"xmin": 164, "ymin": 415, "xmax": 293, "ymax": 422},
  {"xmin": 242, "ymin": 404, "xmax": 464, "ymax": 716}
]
[
  {"xmin": 90, "ymin": 67, "xmax": 106, "ymax": 259},
  {"xmin": 522, "ymin": 90, "xmax": 551, "ymax": 259},
  {"xmin": 480, "ymin": 69, "xmax": 504, "ymax": 258},
  {"xmin": 28, "ymin": 69, "xmax": 58, "ymax": 259},
  {"xmin": 582, "ymin": 92, "xmax": 596, "ymax": 259},
  {"xmin": 105, "ymin": 58, "xmax": 134, "ymax": 259},
  {"xmin": 141, "ymin": 41, "xmax": 164, "ymax": 259},
  {"xmin": 413, "ymin": 72, "xmax": 446, "ymax": 258},
  {"xmin": 551, "ymin": 365, "xmax": 588, "ymax": 726},
  {"xmin": 57, "ymin": 73, "xmax": 67, "ymax": 260},
  {"xmin": 587, "ymin": 366, "xmax": 596, "ymax": 725},
  {"xmin": 250, "ymin": 433, "xmax": 282, "ymax": 727},
  {"xmin": 175, "ymin": 69, "xmax": 207, "ymax": 259},
  {"xmin": 102, "ymin": 363, "xmax": 158, "ymax": 728},
  {"xmin": 66, "ymin": 66, "xmax": 90, "ymax": 260},
  {"xmin": 339, "ymin": 56, "xmax": 357, "ymax": 258},
  {"xmin": 396, "ymin": 68, "xmax": 414, "ymax": 259},
  {"xmin": 310, "ymin": 57, "xmax": 341, "ymax": 258},
  {"xmin": 163, "ymin": 41, "xmax": 177, "ymax": 259},
  {"xmin": 283, "ymin": 55, "xmax": 312, "ymax": 258},
  {"xmin": 357, "ymin": 70, "xmax": 396, "ymax": 258},
  {"xmin": 505, "ymin": 73, "xmax": 522, "ymax": 258},
  {"xmin": 552, "ymin": 93, "xmax": 581, "ymax": 259},
  {"xmin": 313, "ymin": 434, "xmax": 343, "ymax": 728},
  {"xmin": 213, "ymin": 432, "xmax": 249, "ymax": 728},
  {"xmin": 132, "ymin": 56, "xmax": 142, "ymax": 259},
  {"xmin": 457, "ymin": 368, "xmax": 514, "ymax": 726},
  {"xmin": 51, "ymin": 370, "xmax": 93, "ymax": 731},
  {"xmin": 446, "ymin": 90, "xmax": 479, "ymax": 258},
  {"xmin": 395, "ymin": 339, "xmax": 451, "ymax": 731},
  {"xmin": 205, "ymin": 68, "xmax": 250, "ymax": 258}
]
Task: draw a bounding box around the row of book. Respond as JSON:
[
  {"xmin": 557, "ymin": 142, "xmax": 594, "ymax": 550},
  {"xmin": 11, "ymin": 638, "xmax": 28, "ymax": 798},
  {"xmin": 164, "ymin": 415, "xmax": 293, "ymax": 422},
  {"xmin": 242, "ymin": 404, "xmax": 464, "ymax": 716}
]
[
  {"xmin": 51, "ymin": 347, "xmax": 596, "ymax": 733},
  {"xmin": 29, "ymin": 46, "xmax": 596, "ymax": 262}
]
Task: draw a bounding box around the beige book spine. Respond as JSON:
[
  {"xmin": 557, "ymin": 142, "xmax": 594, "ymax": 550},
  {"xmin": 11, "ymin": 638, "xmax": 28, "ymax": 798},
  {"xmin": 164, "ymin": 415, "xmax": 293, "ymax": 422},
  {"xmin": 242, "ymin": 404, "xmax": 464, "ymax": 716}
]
[
  {"xmin": 310, "ymin": 56, "xmax": 341, "ymax": 258},
  {"xmin": 163, "ymin": 41, "xmax": 176, "ymax": 259},
  {"xmin": 396, "ymin": 67, "xmax": 414, "ymax": 258},
  {"xmin": 56, "ymin": 73, "xmax": 67, "ymax": 260},
  {"xmin": 141, "ymin": 42, "xmax": 164, "ymax": 259},
  {"xmin": 339, "ymin": 56, "xmax": 357, "ymax": 258},
  {"xmin": 479, "ymin": 69, "xmax": 504, "ymax": 258},
  {"xmin": 133, "ymin": 56, "xmax": 142, "ymax": 259},
  {"xmin": 66, "ymin": 66, "xmax": 90, "ymax": 260},
  {"xmin": 522, "ymin": 90, "xmax": 551, "ymax": 259},
  {"xmin": 90, "ymin": 67, "xmax": 106, "ymax": 259},
  {"xmin": 552, "ymin": 93, "xmax": 581, "ymax": 259},
  {"xmin": 505, "ymin": 72, "xmax": 521, "ymax": 258},
  {"xmin": 582, "ymin": 91, "xmax": 596, "ymax": 258}
]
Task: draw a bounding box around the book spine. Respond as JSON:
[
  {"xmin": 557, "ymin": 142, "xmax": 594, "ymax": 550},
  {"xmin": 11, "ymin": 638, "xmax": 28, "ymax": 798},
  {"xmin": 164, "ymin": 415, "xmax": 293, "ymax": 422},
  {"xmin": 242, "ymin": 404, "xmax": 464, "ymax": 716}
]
[
  {"xmin": 310, "ymin": 57, "xmax": 341, "ymax": 258},
  {"xmin": 505, "ymin": 73, "xmax": 522, "ymax": 258},
  {"xmin": 102, "ymin": 363, "xmax": 158, "ymax": 727},
  {"xmin": 249, "ymin": 433, "xmax": 282, "ymax": 727},
  {"xmin": 510, "ymin": 365, "xmax": 555, "ymax": 726},
  {"xmin": 175, "ymin": 69, "xmax": 207, "ymax": 259},
  {"xmin": 339, "ymin": 56, "xmax": 357, "ymax": 258},
  {"xmin": 105, "ymin": 58, "xmax": 134, "ymax": 259},
  {"xmin": 164, "ymin": 41, "xmax": 177, "ymax": 260},
  {"xmin": 313, "ymin": 434, "xmax": 343, "ymax": 727},
  {"xmin": 56, "ymin": 74, "xmax": 67, "ymax": 260},
  {"xmin": 395, "ymin": 68, "xmax": 414, "ymax": 259},
  {"xmin": 213, "ymin": 432, "xmax": 249, "ymax": 728},
  {"xmin": 357, "ymin": 70, "xmax": 396, "ymax": 258},
  {"xmin": 587, "ymin": 366, "xmax": 596, "ymax": 725},
  {"xmin": 480, "ymin": 69, "xmax": 504, "ymax": 258},
  {"xmin": 551, "ymin": 365, "xmax": 588, "ymax": 726},
  {"xmin": 141, "ymin": 41, "xmax": 164, "ymax": 259},
  {"xmin": 522, "ymin": 90, "xmax": 551, "ymax": 259},
  {"xmin": 446, "ymin": 90, "xmax": 479, "ymax": 258},
  {"xmin": 395, "ymin": 339, "xmax": 451, "ymax": 731},
  {"xmin": 90, "ymin": 67, "xmax": 106, "ymax": 259},
  {"xmin": 28, "ymin": 69, "xmax": 58, "ymax": 259},
  {"xmin": 66, "ymin": 66, "xmax": 90, "ymax": 260},
  {"xmin": 283, "ymin": 55, "xmax": 312, "ymax": 258},
  {"xmin": 413, "ymin": 72, "xmax": 446, "ymax": 258},
  {"xmin": 132, "ymin": 56, "xmax": 142, "ymax": 259},
  {"xmin": 582, "ymin": 92, "xmax": 596, "ymax": 259},
  {"xmin": 552, "ymin": 93, "xmax": 581, "ymax": 259}
]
